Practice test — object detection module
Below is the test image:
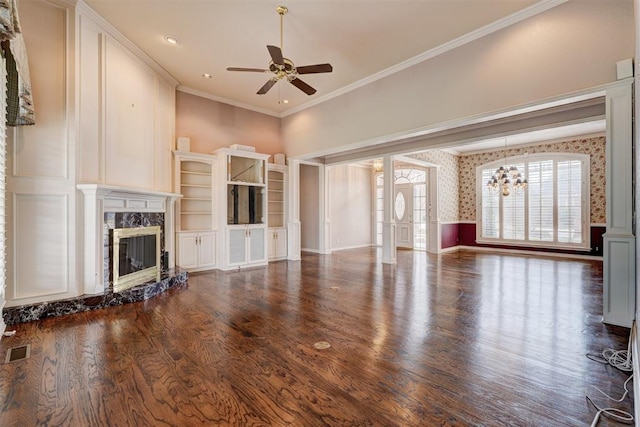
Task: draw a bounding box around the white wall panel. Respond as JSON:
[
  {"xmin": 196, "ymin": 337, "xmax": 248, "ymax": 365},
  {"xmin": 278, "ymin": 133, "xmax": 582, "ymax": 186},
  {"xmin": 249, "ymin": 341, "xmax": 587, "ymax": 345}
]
[
  {"xmin": 4, "ymin": 0, "xmax": 78, "ymax": 307},
  {"xmin": 10, "ymin": 194, "xmax": 69, "ymax": 300},
  {"xmin": 105, "ymin": 37, "xmax": 155, "ymax": 188},
  {"xmin": 78, "ymin": 15, "xmax": 104, "ymax": 183},
  {"xmin": 155, "ymin": 79, "xmax": 174, "ymax": 192},
  {"xmin": 13, "ymin": 1, "xmax": 68, "ymax": 179}
]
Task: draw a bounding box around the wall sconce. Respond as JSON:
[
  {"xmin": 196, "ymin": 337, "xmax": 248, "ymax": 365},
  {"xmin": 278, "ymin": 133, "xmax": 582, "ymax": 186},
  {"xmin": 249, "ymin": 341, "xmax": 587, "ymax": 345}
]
[{"xmin": 372, "ymin": 159, "xmax": 383, "ymax": 173}]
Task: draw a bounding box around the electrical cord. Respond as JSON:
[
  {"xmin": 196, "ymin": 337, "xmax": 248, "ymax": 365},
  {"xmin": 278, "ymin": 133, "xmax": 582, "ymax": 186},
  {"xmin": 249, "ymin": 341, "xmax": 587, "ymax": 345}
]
[
  {"xmin": 585, "ymin": 323, "xmax": 635, "ymax": 425},
  {"xmin": 586, "ymin": 324, "xmax": 634, "ymax": 372},
  {"xmin": 586, "ymin": 375, "xmax": 633, "ymax": 426},
  {"xmin": 588, "ymin": 374, "xmax": 633, "ymax": 403},
  {"xmin": 587, "ymin": 394, "xmax": 633, "ymax": 427}
]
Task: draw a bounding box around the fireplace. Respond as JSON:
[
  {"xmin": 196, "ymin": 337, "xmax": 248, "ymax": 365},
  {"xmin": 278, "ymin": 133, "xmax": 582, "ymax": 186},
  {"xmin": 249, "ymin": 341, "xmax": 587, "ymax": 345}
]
[
  {"xmin": 112, "ymin": 226, "xmax": 161, "ymax": 292},
  {"xmin": 77, "ymin": 184, "xmax": 181, "ymax": 295}
]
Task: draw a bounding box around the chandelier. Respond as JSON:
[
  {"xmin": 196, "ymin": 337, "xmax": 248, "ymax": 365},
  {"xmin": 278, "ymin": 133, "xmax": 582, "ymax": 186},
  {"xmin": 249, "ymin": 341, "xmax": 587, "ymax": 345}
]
[{"xmin": 486, "ymin": 139, "xmax": 527, "ymax": 196}]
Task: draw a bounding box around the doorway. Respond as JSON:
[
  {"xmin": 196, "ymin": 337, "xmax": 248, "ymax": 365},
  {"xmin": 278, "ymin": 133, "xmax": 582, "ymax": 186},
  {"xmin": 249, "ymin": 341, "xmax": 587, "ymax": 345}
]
[{"xmin": 375, "ymin": 168, "xmax": 428, "ymax": 251}]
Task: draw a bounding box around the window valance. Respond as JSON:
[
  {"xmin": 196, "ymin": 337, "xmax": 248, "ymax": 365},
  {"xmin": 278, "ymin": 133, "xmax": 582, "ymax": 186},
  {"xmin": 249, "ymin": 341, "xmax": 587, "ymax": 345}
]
[{"xmin": 0, "ymin": 0, "xmax": 34, "ymax": 126}]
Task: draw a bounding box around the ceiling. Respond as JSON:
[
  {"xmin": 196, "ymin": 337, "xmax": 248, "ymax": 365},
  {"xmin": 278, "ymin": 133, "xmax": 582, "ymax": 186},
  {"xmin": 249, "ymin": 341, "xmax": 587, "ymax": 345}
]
[
  {"xmin": 84, "ymin": 0, "xmax": 603, "ymax": 157},
  {"xmin": 84, "ymin": 0, "xmax": 544, "ymax": 117}
]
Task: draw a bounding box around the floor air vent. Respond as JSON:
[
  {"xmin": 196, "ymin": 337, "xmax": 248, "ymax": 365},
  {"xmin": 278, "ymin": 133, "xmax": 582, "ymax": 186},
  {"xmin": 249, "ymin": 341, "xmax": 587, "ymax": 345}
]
[{"xmin": 5, "ymin": 344, "xmax": 30, "ymax": 363}]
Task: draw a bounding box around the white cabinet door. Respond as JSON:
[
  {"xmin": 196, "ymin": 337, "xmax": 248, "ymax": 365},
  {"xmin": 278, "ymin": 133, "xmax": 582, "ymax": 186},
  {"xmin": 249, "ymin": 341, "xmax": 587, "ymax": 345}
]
[
  {"xmin": 268, "ymin": 230, "xmax": 277, "ymax": 259},
  {"xmin": 198, "ymin": 232, "xmax": 216, "ymax": 268},
  {"xmin": 275, "ymin": 229, "xmax": 287, "ymax": 259},
  {"xmin": 268, "ymin": 228, "xmax": 287, "ymax": 260},
  {"xmin": 177, "ymin": 231, "xmax": 216, "ymax": 271},
  {"xmin": 248, "ymin": 227, "xmax": 266, "ymax": 263},
  {"xmin": 228, "ymin": 228, "xmax": 247, "ymax": 265},
  {"xmin": 177, "ymin": 232, "xmax": 198, "ymax": 270}
]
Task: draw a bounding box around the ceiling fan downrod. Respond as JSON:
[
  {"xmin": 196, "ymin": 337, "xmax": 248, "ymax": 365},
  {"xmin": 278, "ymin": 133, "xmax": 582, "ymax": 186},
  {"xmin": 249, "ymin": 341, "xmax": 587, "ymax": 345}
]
[{"xmin": 276, "ymin": 5, "xmax": 288, "ymax": 54}]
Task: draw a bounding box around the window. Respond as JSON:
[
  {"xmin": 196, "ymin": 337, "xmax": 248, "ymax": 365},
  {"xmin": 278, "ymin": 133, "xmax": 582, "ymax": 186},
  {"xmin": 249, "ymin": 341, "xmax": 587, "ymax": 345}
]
[{"xmin": 476, "ymin": 153, "xmax": 589, "ymax": 250}]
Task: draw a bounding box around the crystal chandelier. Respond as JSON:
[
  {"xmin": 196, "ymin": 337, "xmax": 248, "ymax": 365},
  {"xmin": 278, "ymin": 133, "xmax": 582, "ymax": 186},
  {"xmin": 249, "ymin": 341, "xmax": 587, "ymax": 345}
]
[{"xmin": 486, "ymin": 139, "xmax": 527, "ymax": 196}]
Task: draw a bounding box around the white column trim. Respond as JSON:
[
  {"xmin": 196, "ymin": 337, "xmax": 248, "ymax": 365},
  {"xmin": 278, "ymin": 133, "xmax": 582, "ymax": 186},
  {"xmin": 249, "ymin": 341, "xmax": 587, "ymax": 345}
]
[
  {"xmin": 602, "ymin": 80, "xmax": 635, "ymax": 327},
  {"xmin": 287, "ymin": 160, "xmax": 301, "ymax": 260},
  {"xmin": 382, "ymin": 155, "xmax": 397, "ymax": 264}
]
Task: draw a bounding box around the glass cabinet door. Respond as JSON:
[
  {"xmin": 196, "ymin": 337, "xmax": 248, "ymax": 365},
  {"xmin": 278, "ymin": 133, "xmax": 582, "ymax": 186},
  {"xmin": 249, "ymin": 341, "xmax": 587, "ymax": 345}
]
[{"xmin": 228, "ymin": 155, "xmax": 264, "ymax": 184}]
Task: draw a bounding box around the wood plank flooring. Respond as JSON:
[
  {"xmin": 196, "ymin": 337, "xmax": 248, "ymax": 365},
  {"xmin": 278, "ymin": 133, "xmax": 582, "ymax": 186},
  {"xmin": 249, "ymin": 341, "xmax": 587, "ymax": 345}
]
[{"xmin": 0, "ymin": 248, "xmax": 633, "ymax": 426}]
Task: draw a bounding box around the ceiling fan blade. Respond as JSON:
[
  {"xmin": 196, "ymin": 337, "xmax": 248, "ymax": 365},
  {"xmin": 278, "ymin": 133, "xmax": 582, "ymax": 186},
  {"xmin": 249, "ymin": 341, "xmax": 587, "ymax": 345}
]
[
  {"xmin": 267, "ymin": 45, "xmax": 285, "ymax": 66},
  {"xmin": 227, "ymin": 67, "xmax": 268, "ymax": 72},
  {"xmin": 257, "ymin": 79, "xmax": 277, "ymax": 95},
  {"xmin": 289, "ymin": 77, "xmax": 317, "ymax": 95},
  {"xmin": 296, "ymin": 63, "xmax": 333, "ymax": 74}
]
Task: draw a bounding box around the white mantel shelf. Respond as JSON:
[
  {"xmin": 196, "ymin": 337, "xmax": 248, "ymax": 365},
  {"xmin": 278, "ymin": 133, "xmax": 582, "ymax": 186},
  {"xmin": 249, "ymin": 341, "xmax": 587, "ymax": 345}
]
[
  {"xmin": 77, "ymin": 184, "xmax": 181, "ymax": 295},
  {"xmin": 77, "ymin": 184, "xmax": 182, "ymax": 212}
]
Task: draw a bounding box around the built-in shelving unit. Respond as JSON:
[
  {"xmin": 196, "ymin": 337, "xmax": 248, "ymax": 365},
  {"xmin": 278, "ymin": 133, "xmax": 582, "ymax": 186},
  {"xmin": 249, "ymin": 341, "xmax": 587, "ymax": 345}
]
[
  {"xmin": 267, "ymin": 167, "xmax": 285, "ymax": 228},
  {"xmin": 173, "ymin": 151, "xmax": 217, "ymax": 271},
  {"xmin": 267, "ymin": 163, "xmax": 287, "ymax": 260}
]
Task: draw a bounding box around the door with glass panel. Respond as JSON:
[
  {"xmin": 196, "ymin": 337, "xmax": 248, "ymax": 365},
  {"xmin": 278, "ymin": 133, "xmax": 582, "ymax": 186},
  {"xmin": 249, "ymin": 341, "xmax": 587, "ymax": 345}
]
[{"xmin": 395, "ymin": 184, "xmax": 413, "ymax": 249}]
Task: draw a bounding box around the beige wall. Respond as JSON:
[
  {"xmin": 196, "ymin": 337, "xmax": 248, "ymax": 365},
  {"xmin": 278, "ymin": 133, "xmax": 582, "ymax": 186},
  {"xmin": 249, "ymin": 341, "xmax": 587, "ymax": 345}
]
[
  {"xmin": 281, "ymin": 0, "xmax": 633, "ymax": 159},
  {"xmin": 175, "ymin": 91, "xmax": 283, "ymax": 155},
  {"xmin": 300, "ymin": 164, "xmax": 320, "ymax": 251},
  {"xmin": 328, "ymin": 164, "xmax": 372, "ymax": 249}
]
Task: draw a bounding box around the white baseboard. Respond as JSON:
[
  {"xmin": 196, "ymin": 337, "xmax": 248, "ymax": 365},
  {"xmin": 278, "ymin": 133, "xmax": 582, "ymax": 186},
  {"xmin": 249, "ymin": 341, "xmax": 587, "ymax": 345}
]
[
  {"xmin": 301, "ymin": 248, "xmax": 320, "ymax": 254},
  {"xmin": 331, "ymin": 243, "xmax": 373, "ymax": 251}
]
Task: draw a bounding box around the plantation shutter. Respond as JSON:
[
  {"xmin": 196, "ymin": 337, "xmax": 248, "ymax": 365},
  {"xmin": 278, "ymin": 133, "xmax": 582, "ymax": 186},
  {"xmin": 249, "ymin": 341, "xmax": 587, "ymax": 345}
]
[{"xmin": 527, "ymin": 160, "xmax": 554, "ymax": 241}]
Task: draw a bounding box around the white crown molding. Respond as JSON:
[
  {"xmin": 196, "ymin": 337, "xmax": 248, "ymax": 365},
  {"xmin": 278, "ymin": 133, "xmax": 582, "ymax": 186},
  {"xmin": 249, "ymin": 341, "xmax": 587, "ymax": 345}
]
[
  {"xmin": 176, "ymin": 86, "xmax": 281, "ymax": 118},
  {"xmin": 281, "ymin": 0, "xmax": 569, "ymax": 118},
  {"xmin": 76, "ymin": 0, "xmax": 179, "ymax": 87}
]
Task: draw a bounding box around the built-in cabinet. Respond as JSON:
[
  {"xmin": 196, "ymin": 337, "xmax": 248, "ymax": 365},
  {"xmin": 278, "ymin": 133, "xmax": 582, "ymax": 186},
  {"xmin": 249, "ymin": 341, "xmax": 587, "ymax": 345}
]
[
  {"xmin": 173, "ymin": 149, "xmax": 288, "ymax": 271},
  {"xmin": 176, "ymin": 231, "xmax": 216, "ymax": 271},
  {"xmin": 227, "ymin": 226, "xmax": 266, "ymax": 267},
  {"xmin": 267, "ymin": 228, "xmax": 287, "ymax": 260},
  {"xmin": 216, "ymin": 149, "xmax": 270, "ymax": 270},
  {"xmin": 174, "ymin": 151, "xmax": 217, "ymax": 271},
  {"xmin": 267, "ymin": 164, "xmax": 287, "ymax": 260}
]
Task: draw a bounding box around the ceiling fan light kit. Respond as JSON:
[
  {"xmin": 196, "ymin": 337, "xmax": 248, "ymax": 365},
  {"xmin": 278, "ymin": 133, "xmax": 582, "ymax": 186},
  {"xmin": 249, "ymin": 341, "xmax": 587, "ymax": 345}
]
[{"xmin": 226, "ymin": 4, "xmax": 333, "ymax": 97}]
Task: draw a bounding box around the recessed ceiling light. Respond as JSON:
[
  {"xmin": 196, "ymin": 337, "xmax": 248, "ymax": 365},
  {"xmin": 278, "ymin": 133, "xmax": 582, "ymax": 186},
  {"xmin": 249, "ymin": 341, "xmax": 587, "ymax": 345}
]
[
  {"xmin": 202, "ymin": 73, "xmax": 213, "ymax": 79},
  {"xmin": 164, "ymin": 35, "xmax": 179, "ymax": 45}
]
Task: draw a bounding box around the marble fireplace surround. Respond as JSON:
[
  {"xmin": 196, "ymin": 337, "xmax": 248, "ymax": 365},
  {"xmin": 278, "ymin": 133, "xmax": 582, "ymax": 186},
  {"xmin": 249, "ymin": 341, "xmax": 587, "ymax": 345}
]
[
  {"xmin": 1, "ymin": 185, "xmax": 186, "ymax": 325},
  {"xmin": 78, "ymin": 184, "xmax": 182, "ymax": 295}
]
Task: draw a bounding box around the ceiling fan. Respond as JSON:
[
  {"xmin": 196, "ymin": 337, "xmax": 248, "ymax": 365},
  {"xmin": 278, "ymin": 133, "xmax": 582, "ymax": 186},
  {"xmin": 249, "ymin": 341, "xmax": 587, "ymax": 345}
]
[{"xmin": 226, "ymin": 5, "xmax": 333, "ymax": 96}]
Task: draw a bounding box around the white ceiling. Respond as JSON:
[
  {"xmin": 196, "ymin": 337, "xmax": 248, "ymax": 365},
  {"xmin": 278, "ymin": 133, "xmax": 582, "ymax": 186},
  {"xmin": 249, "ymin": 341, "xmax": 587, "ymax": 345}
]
[
  {"xmin": 84, "ymin": 0, "xmax": 601, "ymax": 155},
  {"xmin": 84, "ymin": 0, "xmax": 543, "ymax": 117}
]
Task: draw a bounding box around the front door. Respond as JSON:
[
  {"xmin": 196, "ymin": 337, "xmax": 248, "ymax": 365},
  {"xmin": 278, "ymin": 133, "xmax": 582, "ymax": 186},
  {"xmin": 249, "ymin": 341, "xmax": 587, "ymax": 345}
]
[{"xmin": 395, "ymin": 184, "xmax": 413, "ymax": 249}]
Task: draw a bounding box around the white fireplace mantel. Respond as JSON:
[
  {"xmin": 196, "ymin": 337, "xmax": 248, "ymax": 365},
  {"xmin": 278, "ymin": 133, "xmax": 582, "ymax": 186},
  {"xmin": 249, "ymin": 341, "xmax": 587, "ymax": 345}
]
[{"xmin": 78, "ymin": 184, "xmax": 181, "ymax": 295}]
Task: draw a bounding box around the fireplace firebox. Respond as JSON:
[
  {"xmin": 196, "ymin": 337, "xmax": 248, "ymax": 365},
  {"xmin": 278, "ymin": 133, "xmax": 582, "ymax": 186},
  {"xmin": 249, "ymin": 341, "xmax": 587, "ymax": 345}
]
[{"xmin": 112, "ymin": 226, "xmax": 161, "ymax": 292}]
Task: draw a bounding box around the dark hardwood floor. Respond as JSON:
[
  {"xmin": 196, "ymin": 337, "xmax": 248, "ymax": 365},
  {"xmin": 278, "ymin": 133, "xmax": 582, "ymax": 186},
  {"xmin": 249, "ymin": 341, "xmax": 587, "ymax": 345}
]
[{"xmin": 0, "ymin": 248, "xmax": 632, "ymax": 426}]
